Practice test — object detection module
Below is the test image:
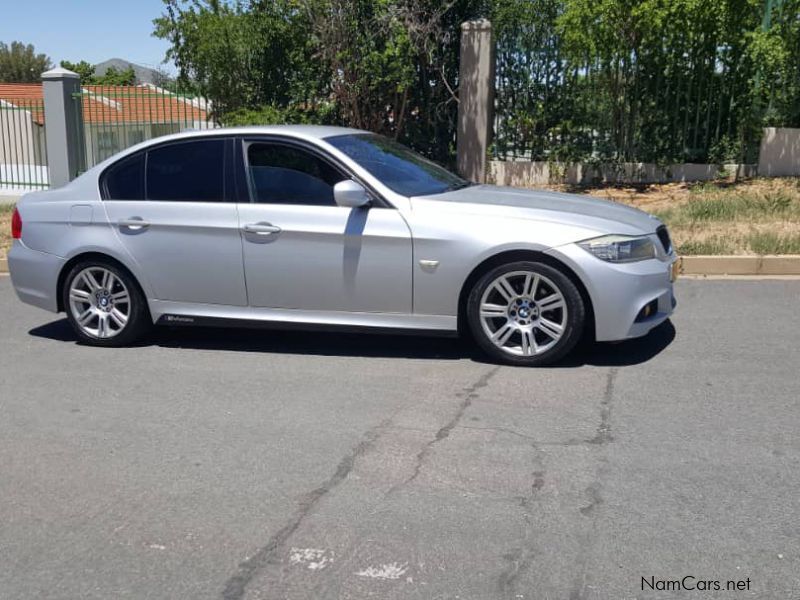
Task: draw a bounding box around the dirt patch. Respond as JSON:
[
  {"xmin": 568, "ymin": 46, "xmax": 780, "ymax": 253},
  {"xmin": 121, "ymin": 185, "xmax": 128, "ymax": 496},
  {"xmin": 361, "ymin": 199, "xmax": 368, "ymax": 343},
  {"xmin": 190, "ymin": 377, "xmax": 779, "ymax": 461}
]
[{"xmin": 0, "ymin": 206, "xmax": 13, "ymax": 260}]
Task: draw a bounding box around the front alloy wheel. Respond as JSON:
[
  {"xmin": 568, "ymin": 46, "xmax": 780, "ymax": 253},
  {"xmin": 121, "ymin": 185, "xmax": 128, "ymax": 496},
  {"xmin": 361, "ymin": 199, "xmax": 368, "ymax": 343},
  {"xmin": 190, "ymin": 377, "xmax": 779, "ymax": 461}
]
[
  {"xmin": 63, "ymin": 260, "xmax": 150, "ymax": 346},
  {"xmin": 467, "ymin": 261, "xmax": 585, "ymax": 366}
]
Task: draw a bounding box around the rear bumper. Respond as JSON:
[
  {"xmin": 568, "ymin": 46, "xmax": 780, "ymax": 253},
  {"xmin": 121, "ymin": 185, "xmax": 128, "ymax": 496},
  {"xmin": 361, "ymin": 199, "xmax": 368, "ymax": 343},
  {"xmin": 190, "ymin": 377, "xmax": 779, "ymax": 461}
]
[
  {"xmin": 546, "ymin": 243, "xmax": 676, "ymax": 342},
  {"xmin": 8, "ymin": 240, "xmax": 63, "ymax": 313}
]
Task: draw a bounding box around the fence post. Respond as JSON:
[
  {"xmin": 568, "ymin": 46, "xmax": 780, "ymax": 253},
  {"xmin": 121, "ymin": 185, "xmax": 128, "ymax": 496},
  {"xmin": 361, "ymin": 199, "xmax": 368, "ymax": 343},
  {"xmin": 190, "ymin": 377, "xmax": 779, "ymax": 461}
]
[
  {"xmin": 457, "ymin": 19, "xmax": 495, "ymax": 183},
  {"xmin": 42, "ymin": 67, "xmax": 82, "ymax": 188}
]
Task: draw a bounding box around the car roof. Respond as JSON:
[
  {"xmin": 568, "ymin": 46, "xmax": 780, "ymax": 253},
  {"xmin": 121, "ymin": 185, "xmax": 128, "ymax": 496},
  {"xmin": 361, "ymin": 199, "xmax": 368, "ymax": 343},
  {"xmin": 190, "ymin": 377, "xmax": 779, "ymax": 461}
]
[
  {"xmin": 143, "ymin": 124, "xmax": 367, "ymax": 144},
  {"xmin": 66, "ymin": 125, "xmax": 371, "ymax": 194}
]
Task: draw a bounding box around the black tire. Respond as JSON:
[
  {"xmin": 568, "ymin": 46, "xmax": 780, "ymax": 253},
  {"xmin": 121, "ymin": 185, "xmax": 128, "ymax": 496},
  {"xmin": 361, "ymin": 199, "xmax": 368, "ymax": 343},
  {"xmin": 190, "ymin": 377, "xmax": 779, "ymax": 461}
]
[
  {"xmin": 62, "ymin": 259, "xmax": 151, "ymax": 347},
  {"xmin": 466, "ymin": 260, "xmax": 585, "ymax": 366}
]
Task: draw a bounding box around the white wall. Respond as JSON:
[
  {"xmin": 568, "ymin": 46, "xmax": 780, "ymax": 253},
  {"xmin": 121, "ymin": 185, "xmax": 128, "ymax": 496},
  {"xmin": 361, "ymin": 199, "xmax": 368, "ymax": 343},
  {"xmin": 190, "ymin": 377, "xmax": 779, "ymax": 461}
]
[
  {"xmin": 0, "ymin": 102, "xmax": 48, "ymax": 190},
  {"xmin": 0, "ymin": 102, "xmax": 45, "ymax": 166},
  {"xmin": 758, "ymin": 127, "xmax": 800, "ymax": 177},
  {"xmin": 489, "ymin": 161, "xmax": 757, "ymax": 187}
]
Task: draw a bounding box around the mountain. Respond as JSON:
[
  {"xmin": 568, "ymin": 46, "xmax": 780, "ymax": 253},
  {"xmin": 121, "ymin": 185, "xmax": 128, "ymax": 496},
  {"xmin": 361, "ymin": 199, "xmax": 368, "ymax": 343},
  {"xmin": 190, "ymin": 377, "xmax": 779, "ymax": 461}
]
[{"xmin": 94, "ymin": 58, "xmax": 160, "ymax": 85}]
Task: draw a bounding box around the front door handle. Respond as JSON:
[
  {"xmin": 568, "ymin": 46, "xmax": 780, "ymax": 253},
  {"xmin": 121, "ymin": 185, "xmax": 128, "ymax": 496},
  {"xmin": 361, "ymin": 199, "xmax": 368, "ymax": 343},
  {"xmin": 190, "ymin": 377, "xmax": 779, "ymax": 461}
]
[
  {"xmin": 243, "ymin": 222, "xmax": 281, "ymax": 235},
  {"xmin": 118, "ymin": 217, "xmax": 150, "ymax": 230}
]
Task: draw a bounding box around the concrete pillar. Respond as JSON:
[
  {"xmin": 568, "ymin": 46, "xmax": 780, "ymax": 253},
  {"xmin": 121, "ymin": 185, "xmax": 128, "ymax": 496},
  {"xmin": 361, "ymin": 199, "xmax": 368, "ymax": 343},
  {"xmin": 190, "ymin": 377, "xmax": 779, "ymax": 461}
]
[
  {"xmin": 457, "ymin": 19, "xmax": 494, "ymax": 183},
  {"xmin": 42, "ymin": 67, "xmax": 83, "ymax": 187}
]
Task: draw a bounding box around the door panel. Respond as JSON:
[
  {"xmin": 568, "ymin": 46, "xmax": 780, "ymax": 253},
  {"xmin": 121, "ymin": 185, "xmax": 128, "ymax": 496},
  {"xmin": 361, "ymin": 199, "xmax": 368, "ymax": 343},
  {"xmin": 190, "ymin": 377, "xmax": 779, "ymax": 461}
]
[
  {"xmin": 237, "ymin": 204, "xmax": 412, "ymax": 312},
  {"xmin": 104, "ymin": 201, "xmax": 247, "ymax": 306}
]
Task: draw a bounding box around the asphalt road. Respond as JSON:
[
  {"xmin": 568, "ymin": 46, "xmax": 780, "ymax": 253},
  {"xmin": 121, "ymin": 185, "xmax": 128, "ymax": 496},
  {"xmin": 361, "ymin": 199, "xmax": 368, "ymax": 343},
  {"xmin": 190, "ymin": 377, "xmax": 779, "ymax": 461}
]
[{"xmin": 1, "ymin": 276, "xmax": 799, "ymax": 600}]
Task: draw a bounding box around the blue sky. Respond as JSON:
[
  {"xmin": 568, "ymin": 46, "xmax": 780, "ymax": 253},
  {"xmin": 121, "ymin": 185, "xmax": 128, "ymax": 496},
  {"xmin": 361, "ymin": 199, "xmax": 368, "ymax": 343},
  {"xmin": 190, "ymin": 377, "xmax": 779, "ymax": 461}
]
[{"xmin": 0, "ymin": 0, "xmax": 174, "ymax": 71}]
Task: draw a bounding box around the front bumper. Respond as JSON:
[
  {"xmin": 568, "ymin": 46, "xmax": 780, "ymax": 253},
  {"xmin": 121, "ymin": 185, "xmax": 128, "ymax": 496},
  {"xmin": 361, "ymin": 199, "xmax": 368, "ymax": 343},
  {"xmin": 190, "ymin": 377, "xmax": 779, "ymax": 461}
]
[
  {"xmin": 546, "ymin": 243, "xmax": 676, "ymax": 342},
  {"xmin": 8, "ymin": 240, "xmax": 64, "ymax": 313}
]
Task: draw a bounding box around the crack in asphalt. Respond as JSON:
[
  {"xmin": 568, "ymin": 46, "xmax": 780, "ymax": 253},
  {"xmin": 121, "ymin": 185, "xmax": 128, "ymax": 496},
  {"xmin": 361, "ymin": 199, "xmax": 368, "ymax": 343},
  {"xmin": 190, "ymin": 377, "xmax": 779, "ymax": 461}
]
[
  {"xmin": 495, "ymin": 417, "xmax": 548, "ymax": 600},
  {"xmin": 570, "ymin": 367, "xmax": 618, "ymax": 600},
  {"xmin": 587, "ymin": 367, "xmax": 617, "ymax": 445},
  {"xmin": 457, "ymin": 369, "xmax": 619, "ymax": 599},
  {"xmin": 459, "ymin": 425, "xmax": 612, "ymax": 448},
  {"xmin": 497, "ymin": 464, "xmax": 546, "ymax": 598},
  {"xmin": 220, "ymin": 418, "xmax": 391, "ymax": 600},
  {"xmin": 388, "ymin": 366, "xmax": 501, "ymax": 494}
]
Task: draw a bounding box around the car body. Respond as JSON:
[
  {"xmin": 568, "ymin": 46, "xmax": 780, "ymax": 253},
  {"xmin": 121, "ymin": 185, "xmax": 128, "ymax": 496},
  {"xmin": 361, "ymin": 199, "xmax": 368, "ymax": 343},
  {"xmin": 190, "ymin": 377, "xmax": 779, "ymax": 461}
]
[{"xmin": 9, "ymin": 125, "xmax": 677, "ymax": 365}]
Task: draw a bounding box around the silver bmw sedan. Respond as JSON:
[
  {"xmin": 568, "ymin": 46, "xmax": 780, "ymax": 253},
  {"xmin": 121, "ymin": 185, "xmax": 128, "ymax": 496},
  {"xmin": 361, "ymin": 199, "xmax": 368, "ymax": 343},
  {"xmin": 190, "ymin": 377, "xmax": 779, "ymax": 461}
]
[{"xmin": 8, "ymin": 125, "xmax": 677, "ymax": 366}]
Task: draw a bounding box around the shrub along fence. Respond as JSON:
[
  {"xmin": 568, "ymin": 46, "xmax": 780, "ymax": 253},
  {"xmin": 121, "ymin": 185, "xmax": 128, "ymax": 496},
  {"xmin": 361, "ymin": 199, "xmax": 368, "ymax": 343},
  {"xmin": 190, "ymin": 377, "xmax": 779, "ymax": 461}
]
[{"xmin": 490, "ymin": 0, "xmax": 800, "ymax": 166}]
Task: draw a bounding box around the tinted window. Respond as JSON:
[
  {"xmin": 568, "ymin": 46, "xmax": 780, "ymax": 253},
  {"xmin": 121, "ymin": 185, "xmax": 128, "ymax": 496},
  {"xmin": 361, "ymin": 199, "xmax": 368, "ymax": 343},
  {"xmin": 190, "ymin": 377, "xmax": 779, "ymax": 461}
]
[
  {"xmin": 326, "ymin": 133, "xmax": 469, "ymax": 196},
  {"xmin": 247, "ymin": 143, "xmax": 345, "ymax": 206},
  {"xmin": 147, "ymin": 139, "xmax": 225, "ymax": 202},
  {"xmin": 104, "ymin": 152, "xmax": 144, "ymax": 200}
]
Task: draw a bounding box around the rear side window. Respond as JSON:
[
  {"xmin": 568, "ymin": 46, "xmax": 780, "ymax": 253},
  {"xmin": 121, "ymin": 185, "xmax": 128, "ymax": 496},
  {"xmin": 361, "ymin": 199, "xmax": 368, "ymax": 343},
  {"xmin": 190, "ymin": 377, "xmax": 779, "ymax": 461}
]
[
  {"xmin": 146, "ymin": 139, "xmax": 225, "ymax": 202},
  {"xmin": 103, "ymin": 153, "xmax": 144, "ymax": 200}
]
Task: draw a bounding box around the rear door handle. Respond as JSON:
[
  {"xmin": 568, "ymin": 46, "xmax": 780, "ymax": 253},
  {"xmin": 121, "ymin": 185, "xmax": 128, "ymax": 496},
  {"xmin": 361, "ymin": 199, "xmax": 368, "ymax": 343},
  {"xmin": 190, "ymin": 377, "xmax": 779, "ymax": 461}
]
[
  {"xmin": 243, "ymin": 222, "xmax": 281, "ymax": 235},
  {"xmin": 118, "ymin": 217, "xmax": 150, "ymax": 230}
]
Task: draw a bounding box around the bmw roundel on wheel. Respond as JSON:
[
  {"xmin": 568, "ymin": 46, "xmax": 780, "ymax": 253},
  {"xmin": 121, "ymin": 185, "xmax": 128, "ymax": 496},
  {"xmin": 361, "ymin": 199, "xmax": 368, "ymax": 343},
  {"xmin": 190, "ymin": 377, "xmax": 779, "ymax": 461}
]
[{"xmin": 8, "ymin": 126, "xmax": 676, "ymax": 366}]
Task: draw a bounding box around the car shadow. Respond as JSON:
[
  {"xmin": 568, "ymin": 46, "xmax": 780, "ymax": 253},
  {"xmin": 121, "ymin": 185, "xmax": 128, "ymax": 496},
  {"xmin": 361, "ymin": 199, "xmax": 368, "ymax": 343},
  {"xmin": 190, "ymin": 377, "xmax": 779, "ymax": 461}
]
[{"xmin": 28, "ymin": 318, "xmax": 675, "ymax": 368}]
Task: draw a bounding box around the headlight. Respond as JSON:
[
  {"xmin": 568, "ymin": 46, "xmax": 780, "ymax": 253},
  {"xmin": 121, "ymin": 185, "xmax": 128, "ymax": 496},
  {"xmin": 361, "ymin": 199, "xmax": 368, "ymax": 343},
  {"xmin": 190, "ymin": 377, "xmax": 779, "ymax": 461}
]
[{"xmin": 578, "ymin": 234, "xmax": 656, "ymax": 263}]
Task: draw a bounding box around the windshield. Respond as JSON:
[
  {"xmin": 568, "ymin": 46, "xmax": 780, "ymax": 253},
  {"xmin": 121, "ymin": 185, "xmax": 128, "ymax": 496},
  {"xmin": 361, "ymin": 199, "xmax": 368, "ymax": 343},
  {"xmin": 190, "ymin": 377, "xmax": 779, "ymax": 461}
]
[{"xmin": 326, "ymin": 133, "xmax": 470, "ymax": 197}]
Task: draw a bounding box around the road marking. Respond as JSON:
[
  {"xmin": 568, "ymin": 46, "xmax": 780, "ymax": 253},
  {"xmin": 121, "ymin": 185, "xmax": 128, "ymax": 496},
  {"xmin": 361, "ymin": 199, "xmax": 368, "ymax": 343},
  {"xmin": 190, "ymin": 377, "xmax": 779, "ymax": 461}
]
[
  {"xmin": 289, "ymin": 547, "xmax": 334, "ymax": 571},
  {"xmin": 355, "ymin": 562, "xmax": 409, "ymax": 580}
]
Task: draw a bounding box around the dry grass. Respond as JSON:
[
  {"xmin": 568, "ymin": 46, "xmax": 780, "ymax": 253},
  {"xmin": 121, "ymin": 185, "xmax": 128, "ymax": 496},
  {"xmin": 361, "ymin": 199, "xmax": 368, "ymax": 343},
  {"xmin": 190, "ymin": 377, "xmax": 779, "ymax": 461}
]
[
  {"xmin": 556, "ymin": 177, "xmax": 800, "ymax": 255},
  {"xmin": 0, "ymin": 203, "xmax": 13, "ymax": 260}
]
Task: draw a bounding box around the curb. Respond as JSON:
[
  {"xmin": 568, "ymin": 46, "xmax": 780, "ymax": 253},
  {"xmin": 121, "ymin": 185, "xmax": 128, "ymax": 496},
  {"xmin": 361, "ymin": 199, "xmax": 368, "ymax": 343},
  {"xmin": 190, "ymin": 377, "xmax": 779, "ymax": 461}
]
[
  {"xmin": 1, "ymin": 256, "xmax": 800, "ymax": 276},
  {"xmin": 679, "ymin": 255, "xmax": 800, "ymax": 276}
]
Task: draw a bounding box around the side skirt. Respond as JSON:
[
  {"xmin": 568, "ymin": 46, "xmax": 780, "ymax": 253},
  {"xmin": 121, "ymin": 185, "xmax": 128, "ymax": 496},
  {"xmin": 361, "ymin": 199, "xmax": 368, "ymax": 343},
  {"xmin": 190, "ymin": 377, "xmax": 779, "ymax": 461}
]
[{"xmin": 149, "ymin": 300, "xmax": 458, "ymax": 338}]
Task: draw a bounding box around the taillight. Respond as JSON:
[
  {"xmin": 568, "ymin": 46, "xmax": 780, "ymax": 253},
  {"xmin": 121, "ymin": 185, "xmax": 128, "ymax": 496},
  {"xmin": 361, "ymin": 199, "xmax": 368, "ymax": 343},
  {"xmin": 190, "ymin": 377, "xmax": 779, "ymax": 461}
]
[{"xmin": 11, "ymin": 207, "xmax": 22, "ymax": 239}]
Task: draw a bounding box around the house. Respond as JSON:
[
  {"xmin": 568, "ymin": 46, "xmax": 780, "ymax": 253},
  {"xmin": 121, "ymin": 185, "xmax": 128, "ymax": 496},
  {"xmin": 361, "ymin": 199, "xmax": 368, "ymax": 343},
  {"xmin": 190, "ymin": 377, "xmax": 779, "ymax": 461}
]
[
  {"xmin": 0, "ymin": 83, "xmax": 213, "ymax": 189},
  {"xmin": 0, "ymin": 84, "xmax": 48, "ymax": 189},
  {"xmin": 78, "ymin": 84, "xmax": 213, "ymax": 164}
]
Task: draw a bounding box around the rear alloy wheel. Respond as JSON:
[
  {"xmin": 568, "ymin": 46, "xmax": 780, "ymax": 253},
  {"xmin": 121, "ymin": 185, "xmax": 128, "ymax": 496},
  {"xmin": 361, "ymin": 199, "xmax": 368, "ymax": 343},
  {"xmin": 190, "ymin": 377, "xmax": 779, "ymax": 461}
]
[
  {"xmin": 467, "ymin": 261, "xmax": 585, "ymax": 366},
  {"xmin": 63, "ymin": 261, "xmax": 150, "ymax": 346}
]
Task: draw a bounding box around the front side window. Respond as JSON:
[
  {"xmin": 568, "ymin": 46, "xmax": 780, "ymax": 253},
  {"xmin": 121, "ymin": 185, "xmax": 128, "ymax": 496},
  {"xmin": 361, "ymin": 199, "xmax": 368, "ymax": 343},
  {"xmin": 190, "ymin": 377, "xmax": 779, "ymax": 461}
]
[
  {"xmin": 103, "ymin": 152, "xmax": 144, "ymax": 200},
  {"xmin": 246, "ymin": 143, "xmax": 345, "ymax": 206},
  {"xmin": 326, "ymin": 133, "xmax": 469, "ymax": 197},
  {"xmin": 146, "ymin": 139, "xmax": 225, "ymax": 202}
]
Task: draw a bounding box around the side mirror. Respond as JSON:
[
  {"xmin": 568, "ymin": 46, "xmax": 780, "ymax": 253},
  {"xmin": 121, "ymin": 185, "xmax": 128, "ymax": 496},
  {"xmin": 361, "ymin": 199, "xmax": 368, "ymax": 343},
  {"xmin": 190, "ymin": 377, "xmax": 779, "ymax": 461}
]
[{"xmin": 333, "ymin": 180, "xmax": 371, "ymax": 208}]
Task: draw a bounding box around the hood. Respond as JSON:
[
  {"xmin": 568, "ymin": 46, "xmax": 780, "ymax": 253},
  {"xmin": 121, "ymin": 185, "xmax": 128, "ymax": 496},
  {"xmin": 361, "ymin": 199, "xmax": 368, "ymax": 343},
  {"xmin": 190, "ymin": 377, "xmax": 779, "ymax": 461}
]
[{"xmin": 415, "ymin": 184, "xmax": 661, "ymax": 234}]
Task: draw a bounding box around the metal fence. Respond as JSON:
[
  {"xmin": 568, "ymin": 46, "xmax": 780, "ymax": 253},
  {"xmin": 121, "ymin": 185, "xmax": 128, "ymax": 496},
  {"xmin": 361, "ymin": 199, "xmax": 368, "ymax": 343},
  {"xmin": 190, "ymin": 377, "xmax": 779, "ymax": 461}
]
[
  {"xmin": 71, "ymin": 85, "xmax": 215, "ymax": 172},
  {"xmin": 493, "ymin": 51, "xmax": 760, "ymax": 165},
  {"xmin": 0, "ymin": 96, "xmax": 49, "ymax": 190},
  {"xmin": 492, "ymin": 0, "xmax": 800, "ymax": 165}
]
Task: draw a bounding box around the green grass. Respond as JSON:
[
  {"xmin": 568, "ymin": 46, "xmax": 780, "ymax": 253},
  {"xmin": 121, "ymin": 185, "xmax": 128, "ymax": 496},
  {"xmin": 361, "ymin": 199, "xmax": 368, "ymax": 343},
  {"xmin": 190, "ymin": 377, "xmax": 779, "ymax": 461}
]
[
  {"xmin": 0, "ymin": 202, "xmax": 15, "ymax": 215},
  {"xmin": 676, "ymin": 237, "xmax": 737, "ymax": 255},
  {"xmin": 655, "ymin": 190, "xmax": 800, "ymax": 226},
  {"xmin": 747, "ymin": 232, "xmax": 800, "ymax": 255},
  {"xmin": 644, "ymin": 179, "xmax": 800, "ymax": 254}
]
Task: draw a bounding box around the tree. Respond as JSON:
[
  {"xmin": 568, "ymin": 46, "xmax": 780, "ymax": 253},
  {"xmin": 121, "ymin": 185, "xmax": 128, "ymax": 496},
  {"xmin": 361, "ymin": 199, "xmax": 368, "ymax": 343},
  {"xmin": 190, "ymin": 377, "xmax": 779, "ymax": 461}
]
[
  {"xmin": 302, "ymin": 0, "xmax": 418, "ymax": 137},
  {"xmin": 60, "ymin": 60, "xmax": 138, "ymax": 85},
  {"xmin": 153, "ymin": 0, "xmax": 316, "ymax": 116},
  {"xmin": 59, "ymin": 60, "xmax": 96, "ymax": 82},
  {"xmin": 154, "ymin": 0, "xmax": 486, "ymax": 162},
  {"xmin": 96, "ymin": 66, "xmax": 137, "ymax": 85},
  {"xmin": 150, "ymin": 66, "xmax": 187, "ymax": 93},
  {"xmin": 0, "ymin": 41, "xmax": 52, "ymax": 83}
]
